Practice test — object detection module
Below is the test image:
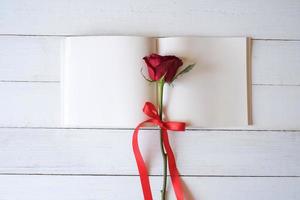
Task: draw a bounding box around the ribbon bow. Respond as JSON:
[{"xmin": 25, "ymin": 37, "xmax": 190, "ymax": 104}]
[{"xmin": 132, "ymin": 102, "xmax": 186, "ymax": 200}]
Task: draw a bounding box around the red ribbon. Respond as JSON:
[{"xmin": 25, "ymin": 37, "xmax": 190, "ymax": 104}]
[{"xmin": 132, "ymin": 102, "xmax": 186, "ymax": 200}]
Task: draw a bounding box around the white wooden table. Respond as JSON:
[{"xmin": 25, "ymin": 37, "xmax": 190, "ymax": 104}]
[{"xmin": 0, "ymin": 0, "xmax": 299, "ymax": 199}]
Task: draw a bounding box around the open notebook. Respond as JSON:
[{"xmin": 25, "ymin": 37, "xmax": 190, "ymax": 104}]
[{"xmin": 62, "ymin": 36, "xmax": 252, "ymax": 128}]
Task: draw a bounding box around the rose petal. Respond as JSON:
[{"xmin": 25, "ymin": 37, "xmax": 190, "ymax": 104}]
[{"xmin": 143, "ymin": 54, "xmax": 183, "ymax": 82}]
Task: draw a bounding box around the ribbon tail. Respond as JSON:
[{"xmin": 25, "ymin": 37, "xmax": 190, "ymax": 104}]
[
  {"xmin": 132, "ymin": 121, "xmax": 154, "ymax": 200},
  {"xmin": 162, "ymin": 129, "xmax": 185, "ymax": 200}
]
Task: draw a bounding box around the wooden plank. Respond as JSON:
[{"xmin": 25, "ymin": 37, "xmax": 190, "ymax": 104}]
[
  {"xmin": 0, "ymin": 82, "xmax": 60, "ymax": 126},
  {"xmin": 252, "ymin": 85, "xmax": 300, "ymax": 129},
  {"xmin": 0, "ymin": 175, "xmax": 299, "ymax": 200},
  {"xmin": 1, "ymin": 0, "xmax": 300, "ymax": 39},
  {"xmin": 0, "ymin": 128, "xmax": 299, "ymax": 176},
  {"xmin": 1, "ymin": 82, "xmax": 300, "ymax": 128},
  {"xmin": 1, "ymin": 36, "xmax": 300, "ymax": 86},
  {"xmin": 0, "ymin": 36, "xmax": 62, "ymax": 81},
  {"xmin": 252, "ymin": 40, "xmax": 300, "ymax": 85}
]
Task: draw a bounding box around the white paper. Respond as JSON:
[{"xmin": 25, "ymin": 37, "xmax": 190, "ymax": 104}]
[
  {"xmin": 62, "ymin": 36, "xmax": 156, "ymax": 127},
  {"xmin": 62, "ymin": 36, "xmax": 250, "ymax": 128},
  {"xmin": 158, "ymin": 37, "xmax": 249, "ymax": 127}
]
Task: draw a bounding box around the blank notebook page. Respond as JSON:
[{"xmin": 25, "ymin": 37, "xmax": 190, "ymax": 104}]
[
  {"xmin": 62, "ymin": 36, "xmax": 156, "ymax": 128},
  {"xmin": 158, "ymin": 37, "xmax": 250, "ymax": 127},
  {"xmin": 62, "ymin": 36, "xmax": 251, "ymax": 128}
]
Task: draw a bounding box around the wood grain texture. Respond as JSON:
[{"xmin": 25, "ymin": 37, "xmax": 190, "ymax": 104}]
[
  {"xmin": 0, "ymin": 0, "xmax": 300, "ymax": 39},
  {"xmin": 1, "ymin": 82, "xmax": 299, "ymax": 129},
  {"xmin": 0, "ymin": 175, "xmax": 299, "ymax": 200},
  {"xmin": 0, "ymin": 36, "xmax": 62, "ymax": 82},
  {"xmin": 0, "ymin": 128, "xmax": 299, "ymax": 176},
  {"xmin": 252, "ymin": 40, "xmax": 300, "ymax": 85},
  {"xmin": 1, "ymin": 36, "xmax": 300, "ymax": 86},
  {"xmin": 252, "ymin": 85, "xmax": 300, "ymax": 129},
  {"xmin": 0, "ymin": 82, "xmax": 60, "ymax": 126}
]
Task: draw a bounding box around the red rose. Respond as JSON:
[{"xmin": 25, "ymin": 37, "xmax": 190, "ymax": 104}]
[{"xmin": 143, "ymin": 54, "xmax": 183, "ymax": 83}]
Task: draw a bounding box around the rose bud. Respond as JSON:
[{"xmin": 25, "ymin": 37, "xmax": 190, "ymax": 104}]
[{"xmin": 143, "ymin": 54, "xmax": 183, "ymax": 83}]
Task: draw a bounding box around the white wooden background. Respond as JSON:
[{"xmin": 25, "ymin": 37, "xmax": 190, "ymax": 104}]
[{"xmin": 0, "ymin": 0, "xmax": 300, "ymax": 199}]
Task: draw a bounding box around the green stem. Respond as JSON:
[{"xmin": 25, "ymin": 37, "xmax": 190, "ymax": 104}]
[{"xmin": 157, "ymin": 80, "xmax": 167, "ymax": 200}]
